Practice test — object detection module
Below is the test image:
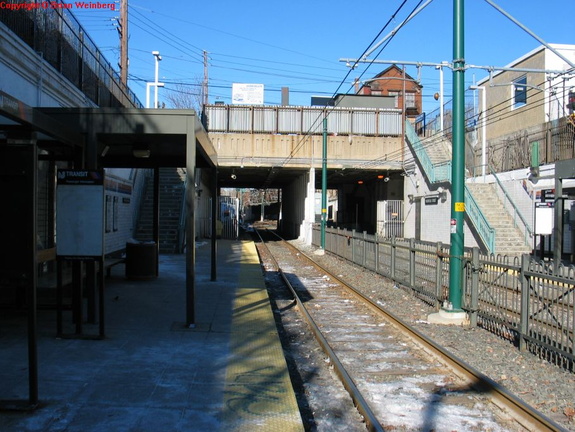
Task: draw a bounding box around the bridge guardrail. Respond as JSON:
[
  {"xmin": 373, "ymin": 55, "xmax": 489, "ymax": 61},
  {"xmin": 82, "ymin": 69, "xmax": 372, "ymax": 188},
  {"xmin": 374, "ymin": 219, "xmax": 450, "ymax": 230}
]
[{"xmin": 204, "ymin": 104, "xmax": 402, "ymax": 136}]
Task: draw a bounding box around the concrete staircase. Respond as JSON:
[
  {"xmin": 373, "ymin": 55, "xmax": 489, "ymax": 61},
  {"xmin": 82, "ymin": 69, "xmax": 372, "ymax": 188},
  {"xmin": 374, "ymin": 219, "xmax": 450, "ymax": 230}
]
[
  {"xmin": 135, "ymin": 167, "xmax": 186, "ymax": 253},
  {"xmin": 420, "ymin": 132, "xmax": 452, "ymax": 165},
  {"xmin": 409, "ymin": 126, "xmax": 531, "ymax": 256},
  {"xmin": 465, "ymin": 183, "xmax": 532, "ymax": 256}
]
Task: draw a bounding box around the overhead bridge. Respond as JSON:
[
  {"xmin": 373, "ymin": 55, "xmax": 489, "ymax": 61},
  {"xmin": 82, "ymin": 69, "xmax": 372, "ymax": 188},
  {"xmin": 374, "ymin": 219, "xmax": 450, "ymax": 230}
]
[
  {"xmin": 202, "ymin": 104, "xmax": 408, "ymax": 240},
  {"xmin": 204, "ymin": 104, "xmax": 406, "ymax": 190}
]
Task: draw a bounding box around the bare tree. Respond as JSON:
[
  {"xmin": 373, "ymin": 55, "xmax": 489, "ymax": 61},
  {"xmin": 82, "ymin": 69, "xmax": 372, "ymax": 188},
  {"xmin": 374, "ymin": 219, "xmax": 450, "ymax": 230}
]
[{"xmin": 164, "ymin": 80, "xmax": 203, "ymax": 111}]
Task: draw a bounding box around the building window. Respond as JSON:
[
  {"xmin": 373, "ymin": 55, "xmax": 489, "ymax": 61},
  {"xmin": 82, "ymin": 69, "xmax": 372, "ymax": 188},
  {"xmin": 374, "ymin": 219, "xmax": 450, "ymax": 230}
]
[
  {"xmin": 105, "ymin": 195, "xmax": 112, "ymax": 233},
  {"xmin": 113, "ymin": 196, "xmax": 119, "ymax": 232},
  {"xmin": 405, "ymin": 92, "xmax": 416, "ymax": 108},
  {"xmin": 513, "ymin": 76, "xmax": 527, "ymax": 109}
]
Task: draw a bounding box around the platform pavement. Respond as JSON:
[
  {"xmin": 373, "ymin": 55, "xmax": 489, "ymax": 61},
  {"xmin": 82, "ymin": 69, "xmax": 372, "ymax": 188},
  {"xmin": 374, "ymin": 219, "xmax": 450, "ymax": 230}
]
[{"xmin": 0, "ymin": 240, "xmax": 303, "ymax": 432}]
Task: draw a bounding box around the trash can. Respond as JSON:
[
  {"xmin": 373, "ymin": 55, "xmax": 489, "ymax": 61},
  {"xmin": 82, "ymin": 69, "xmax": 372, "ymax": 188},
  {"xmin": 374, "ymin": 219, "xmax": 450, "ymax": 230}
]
[{"xmin": 125, "ymin": 241, "xmax": 157, "ymax": 280}]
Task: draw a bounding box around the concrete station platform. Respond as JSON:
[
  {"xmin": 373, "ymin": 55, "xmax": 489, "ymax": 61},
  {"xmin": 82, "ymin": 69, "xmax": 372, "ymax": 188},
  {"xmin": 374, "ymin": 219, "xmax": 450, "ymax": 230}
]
[{"xmin": 0, "ymin": 240, "xmax": 303, "ymax": 432}]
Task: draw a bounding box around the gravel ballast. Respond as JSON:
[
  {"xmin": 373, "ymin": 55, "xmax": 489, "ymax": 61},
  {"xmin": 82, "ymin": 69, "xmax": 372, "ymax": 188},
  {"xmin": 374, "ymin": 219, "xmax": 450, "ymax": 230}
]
[{"xmin": 265, "ymin": 239, "xmax": 575, "ymax": 431}]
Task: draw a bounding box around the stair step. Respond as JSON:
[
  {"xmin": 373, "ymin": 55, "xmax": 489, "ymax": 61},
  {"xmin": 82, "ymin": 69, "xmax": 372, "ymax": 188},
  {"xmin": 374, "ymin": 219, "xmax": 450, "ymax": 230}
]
[
  {"xmin": 135, "ymin": 168, "xmax": 186, "ymax": 252},
  {"xmin": 465, "ymin": 183, "xmax": 532, "ymax": 256}
]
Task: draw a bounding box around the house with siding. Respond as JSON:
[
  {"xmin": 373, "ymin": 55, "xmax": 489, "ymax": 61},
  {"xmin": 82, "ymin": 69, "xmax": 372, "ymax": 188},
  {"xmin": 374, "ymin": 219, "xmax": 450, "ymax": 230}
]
[{"xmin": 476, "ymin": 44, "xmax": 575, "ymax": 142}]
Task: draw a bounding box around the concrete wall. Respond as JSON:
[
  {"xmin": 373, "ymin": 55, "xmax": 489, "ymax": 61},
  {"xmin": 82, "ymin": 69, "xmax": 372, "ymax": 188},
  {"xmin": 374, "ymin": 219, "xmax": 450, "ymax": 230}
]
[
  {"xmin": 280, "ymin": 171, "xmax": 311, "ymax": 240},
  {"xmin": 403, "ymin": 144, "xmax": 479, "ymax": 249},
  {"xmin": 211, "ymin": 133, "xmax": 403, "ymax": 170},
  {"xmin": 0, "ymin": 23, "xmax": 95, "ymax": 108}
]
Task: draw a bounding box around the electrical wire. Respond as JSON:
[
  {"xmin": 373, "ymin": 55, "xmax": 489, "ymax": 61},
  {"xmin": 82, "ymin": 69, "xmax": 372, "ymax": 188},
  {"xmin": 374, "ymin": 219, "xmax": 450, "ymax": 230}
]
[
  {"xmin": 125, "ymin": 5, "xmax": 357, "ymax": 104},
  {"xmin": 278, "ymin": 0, "xmax": 423, "ymax": 168},
  {"xmin": 129, "ymin": 10, "xmax": 204, "ymax": 63},
  {"xmin": 128, "ymin": 4, "xmax": 337, "ymax": 66}
]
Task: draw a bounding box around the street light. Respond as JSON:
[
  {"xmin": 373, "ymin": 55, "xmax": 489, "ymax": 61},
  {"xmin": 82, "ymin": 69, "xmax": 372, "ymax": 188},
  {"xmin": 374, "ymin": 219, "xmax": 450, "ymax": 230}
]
[
  {"xmin": 470, "ymin": 85, "xmax": 487, "ymax": 180},
  {"xmin": 153, "ymin": 51, "xmax": 161, "ymax": 108},
  {"xmin": 146, "ymin": 51, "xmax": 164, "ymax": 108},
  {"xmin": 435, "ymin": 62, "xmax": 449, "ymax": 131}
]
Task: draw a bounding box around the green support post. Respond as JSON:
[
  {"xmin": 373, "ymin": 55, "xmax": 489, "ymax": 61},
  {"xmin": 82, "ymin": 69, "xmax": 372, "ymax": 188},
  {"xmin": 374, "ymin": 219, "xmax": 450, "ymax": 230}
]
[
  {"xmin": 448, "ymin": 0, "xmax": 465, "ymax": 312},
  {"xmin": 321, "ymin": 116, "xmax": 327, "ymax": 250}
]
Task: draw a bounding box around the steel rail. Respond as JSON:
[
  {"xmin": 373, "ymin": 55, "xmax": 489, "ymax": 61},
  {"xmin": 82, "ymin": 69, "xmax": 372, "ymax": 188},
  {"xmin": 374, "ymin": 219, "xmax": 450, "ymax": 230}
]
[
  {"xmin": 263, "ymin": 230, "xmax": 566, "ymax": 432},
  {"xmin": 255, "ymin": 229, "xmax": 385, "ymax": 432}
]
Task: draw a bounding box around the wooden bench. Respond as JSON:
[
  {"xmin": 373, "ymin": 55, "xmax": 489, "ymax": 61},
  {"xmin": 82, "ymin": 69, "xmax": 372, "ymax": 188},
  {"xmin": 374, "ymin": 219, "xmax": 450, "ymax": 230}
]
[
  {"xmin": 104, "ymin": 258, "xmax": 125, "ymax": 277},
  {"xmin": 104, "ymin": 250, "xmax": 126, "ymax": 277},
  {"xmin": 36, "ymin": 248, "xmax": 125, "ymax": 279}
]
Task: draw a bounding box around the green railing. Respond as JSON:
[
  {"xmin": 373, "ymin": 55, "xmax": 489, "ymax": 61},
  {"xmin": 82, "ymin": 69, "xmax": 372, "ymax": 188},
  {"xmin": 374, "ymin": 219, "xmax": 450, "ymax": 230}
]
[
  {"xmin": 405, "ymin": 121, "xmax": 451, "ymax": 183},
  {"xmin": 405, "ymin": 120, "xmax": 495, "ymax": 254},
  {"xmin": 464, "ymin": 186, "xmax": 495, "ymax": 253},
  {"xmin": 489, "ymin": 165, "xmax": 533, "ymax": 245}
]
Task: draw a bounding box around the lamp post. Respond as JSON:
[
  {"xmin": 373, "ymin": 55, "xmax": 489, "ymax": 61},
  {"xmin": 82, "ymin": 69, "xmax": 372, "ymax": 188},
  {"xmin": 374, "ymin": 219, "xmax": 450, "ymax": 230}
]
[
  {"xmin": 435, "ymin": 62, "xmax": 449, "ymax": 132},
  {"xmin": 153, "ymin": 51, "xmax": 161, "ymax": 108},
  {"xmin": 146, "ymin": 51, "xmax": 164, "ymax": 108},
  {"xmin": 470, "ymin": 85, "xmax": 487, "ymax": 180}
]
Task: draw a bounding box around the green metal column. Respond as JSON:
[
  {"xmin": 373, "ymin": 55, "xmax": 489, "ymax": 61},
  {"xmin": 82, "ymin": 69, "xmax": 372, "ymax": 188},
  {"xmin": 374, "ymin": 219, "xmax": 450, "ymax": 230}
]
[
  {"xmin": 448, "ymin": 0, "xmax": 465, "ymax": 311},
  {"xmin": 321, "ymin": 116, "xmax": 327, "ymax": 249}
]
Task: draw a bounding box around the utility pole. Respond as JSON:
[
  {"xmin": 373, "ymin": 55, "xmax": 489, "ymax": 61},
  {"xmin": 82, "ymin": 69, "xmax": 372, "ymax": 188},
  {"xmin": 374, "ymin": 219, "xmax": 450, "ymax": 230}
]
[
  {"xmin": 118, "ymin": 0, "xmax": 128, "ymax": 87},
  {"xmin": 203, "ymin": 51, "xmax": 209, "ymax": 107},
  {"xmin": 447, "ymin": 0, "xmax": 465, "ymax": 314}
]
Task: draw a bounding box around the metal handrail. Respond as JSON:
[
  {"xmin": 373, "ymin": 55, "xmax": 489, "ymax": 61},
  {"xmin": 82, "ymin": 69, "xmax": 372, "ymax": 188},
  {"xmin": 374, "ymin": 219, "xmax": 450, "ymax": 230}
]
[
  {"xmin": 489, "ymin": 165, "xmax": 533, "ymax": 243},
  {"xmin": 406, "ymin": 120, "xmax": 494, "ymax": 253},
  {"xmin": 404, "ymin": 120, "xmax": 452, "ymax": 183},
  {"xmin": 464, "ymin": 186, "xmax": 496, "ymax": 253}
]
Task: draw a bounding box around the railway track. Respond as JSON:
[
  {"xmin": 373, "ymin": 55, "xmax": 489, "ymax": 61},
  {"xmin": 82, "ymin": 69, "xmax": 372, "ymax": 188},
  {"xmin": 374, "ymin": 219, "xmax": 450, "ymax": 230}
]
[{"xmin": 255, "ymin": 229, "xmax": 566, "ymax": 432}]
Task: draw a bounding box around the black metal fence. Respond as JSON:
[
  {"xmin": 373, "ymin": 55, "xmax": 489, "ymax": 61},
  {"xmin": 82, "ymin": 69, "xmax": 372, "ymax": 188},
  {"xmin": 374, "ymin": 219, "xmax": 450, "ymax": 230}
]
[
  {"xmin": 313, "ymin": 226, "xmax": 575, "ymax": 371},
  {"xmin": 0, "ymin": 0, "xmax": 141, "ymax": 108}
]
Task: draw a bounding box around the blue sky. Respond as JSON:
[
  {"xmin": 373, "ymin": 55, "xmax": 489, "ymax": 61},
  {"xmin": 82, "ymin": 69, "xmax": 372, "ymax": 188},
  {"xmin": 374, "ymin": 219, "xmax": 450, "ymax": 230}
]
[{"xmin": 73, "ymin": 0, "xmax": 572, "ymax": 112}]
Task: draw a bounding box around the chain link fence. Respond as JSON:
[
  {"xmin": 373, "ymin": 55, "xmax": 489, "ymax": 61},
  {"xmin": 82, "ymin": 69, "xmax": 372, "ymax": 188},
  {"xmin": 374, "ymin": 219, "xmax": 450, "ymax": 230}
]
[{"xmin": 0, "ymin": 0, "xmax": 141, "ymax": 108}]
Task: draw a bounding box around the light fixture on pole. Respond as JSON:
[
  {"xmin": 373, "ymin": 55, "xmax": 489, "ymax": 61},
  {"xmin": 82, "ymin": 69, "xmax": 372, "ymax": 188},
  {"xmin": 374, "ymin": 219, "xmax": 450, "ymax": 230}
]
[
  {"xmin": 153, "ymin": 51, "xmax": 161, "ymax": 108},
  {"xmin": 146, "ymin": 51, "xmax": 164, "ymax": 108},
  {"xmin": 470, "ymin": 85, "xmax": 487, "ymax": 180}
]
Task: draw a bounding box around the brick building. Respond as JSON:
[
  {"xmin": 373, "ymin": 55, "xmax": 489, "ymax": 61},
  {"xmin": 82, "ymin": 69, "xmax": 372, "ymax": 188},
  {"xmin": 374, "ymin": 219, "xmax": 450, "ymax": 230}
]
[{"xmin": 356, "ymin": 65, "xmax": 423, "ymax": 118}]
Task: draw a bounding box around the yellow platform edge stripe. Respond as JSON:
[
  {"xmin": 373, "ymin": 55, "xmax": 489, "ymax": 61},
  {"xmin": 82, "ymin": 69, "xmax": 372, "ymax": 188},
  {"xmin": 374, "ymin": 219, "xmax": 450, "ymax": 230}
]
[{"xmin": 221, "ymin": 241, "xmax": 304, "ymax": 432}]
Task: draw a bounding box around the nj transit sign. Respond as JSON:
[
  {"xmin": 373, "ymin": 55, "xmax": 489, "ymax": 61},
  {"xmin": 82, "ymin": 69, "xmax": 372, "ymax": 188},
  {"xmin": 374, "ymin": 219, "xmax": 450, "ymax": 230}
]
[{"xmin": 56, "ymin": 170, "xmax": 104, "ymax": 259}]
